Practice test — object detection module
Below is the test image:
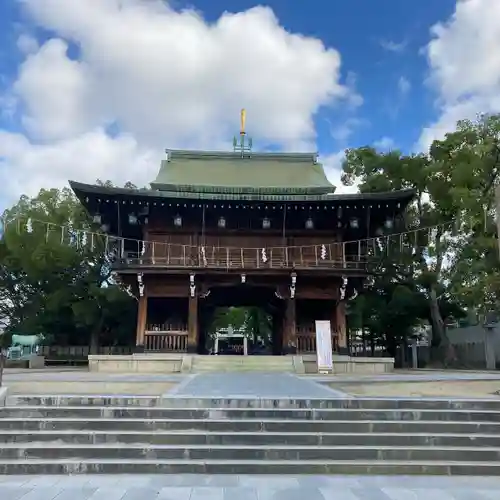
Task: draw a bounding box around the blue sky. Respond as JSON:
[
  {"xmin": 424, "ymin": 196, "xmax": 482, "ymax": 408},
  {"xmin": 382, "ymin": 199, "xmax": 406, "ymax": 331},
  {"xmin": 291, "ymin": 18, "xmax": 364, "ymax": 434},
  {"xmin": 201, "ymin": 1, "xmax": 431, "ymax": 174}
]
[
  {"xmin": 0, "ymin": 0, "xmax": 495, "ymax": 210},
  {"xmin": 190, "ymin": 0, "xmax": 457, "ymax": 153}
]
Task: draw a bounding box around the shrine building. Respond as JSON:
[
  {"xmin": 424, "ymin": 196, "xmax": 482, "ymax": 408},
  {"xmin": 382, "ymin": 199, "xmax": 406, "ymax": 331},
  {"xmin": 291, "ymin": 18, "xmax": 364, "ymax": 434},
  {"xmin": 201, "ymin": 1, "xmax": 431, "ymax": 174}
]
[{"xmin": 70, "ymin": 113, "xmax": 414, "ymax": 371}]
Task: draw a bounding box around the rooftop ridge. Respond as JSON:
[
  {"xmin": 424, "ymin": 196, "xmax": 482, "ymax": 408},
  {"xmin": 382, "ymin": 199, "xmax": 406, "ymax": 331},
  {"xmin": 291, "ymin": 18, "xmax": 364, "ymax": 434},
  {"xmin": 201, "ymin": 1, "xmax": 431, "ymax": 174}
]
[{"xmin": 166, "ymin": 149, "xmax": 319, "ymax": 163}]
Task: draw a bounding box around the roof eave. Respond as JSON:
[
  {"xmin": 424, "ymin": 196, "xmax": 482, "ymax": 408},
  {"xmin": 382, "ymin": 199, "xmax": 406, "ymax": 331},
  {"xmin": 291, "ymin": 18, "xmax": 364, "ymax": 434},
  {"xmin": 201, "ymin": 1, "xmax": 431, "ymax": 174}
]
[{"xmin": 69, "ymin": 181, "xmax": 416, "ymax": 205}]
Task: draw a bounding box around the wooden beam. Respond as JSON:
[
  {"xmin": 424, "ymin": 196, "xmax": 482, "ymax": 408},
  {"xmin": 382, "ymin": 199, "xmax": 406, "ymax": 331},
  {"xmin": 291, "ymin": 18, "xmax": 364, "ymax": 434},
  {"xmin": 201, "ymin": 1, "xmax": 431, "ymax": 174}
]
[
  {"xmin": 336, "ymin": 300, "xmax": 348, "ymax": 355},
  {"xmin": 187, "ymin": 294, "xmax": 199, "ymax": 353},
  {"xmin": 283, "ymin": 298, "xmax": 297, "ymax": 354},
  {"xmin": 136, "ymin": 295, "xmax": 147, "ymax": 348}
]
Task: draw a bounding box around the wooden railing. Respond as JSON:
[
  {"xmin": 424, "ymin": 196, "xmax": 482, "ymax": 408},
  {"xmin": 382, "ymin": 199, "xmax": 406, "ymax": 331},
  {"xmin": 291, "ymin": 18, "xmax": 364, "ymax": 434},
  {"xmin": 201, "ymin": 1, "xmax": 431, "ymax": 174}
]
[
  {"xmin": 115, "ymin": 242, "xmax": 368, "ymax": 271},
  {"xmin": 297, "ymin": 334, "xmax": 316, "ymax": 353},
  {"xmin": 144, "ymin": 329, "xmax": 188, "ymax": 352},
  {"xmin": 296, "ymin": 327, "xmax": 339, "ymax": 353}
]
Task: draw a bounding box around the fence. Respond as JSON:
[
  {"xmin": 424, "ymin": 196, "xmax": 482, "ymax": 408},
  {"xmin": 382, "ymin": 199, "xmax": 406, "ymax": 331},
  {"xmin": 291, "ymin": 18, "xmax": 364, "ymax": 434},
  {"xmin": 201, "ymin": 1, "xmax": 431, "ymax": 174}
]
[
  {"xmin": 39, "ymin": 345, "xmax": 134, "ymax": 365},
  {"xmin": 447, "ymin": 324, "xmax": 500, "ymax": 369}
]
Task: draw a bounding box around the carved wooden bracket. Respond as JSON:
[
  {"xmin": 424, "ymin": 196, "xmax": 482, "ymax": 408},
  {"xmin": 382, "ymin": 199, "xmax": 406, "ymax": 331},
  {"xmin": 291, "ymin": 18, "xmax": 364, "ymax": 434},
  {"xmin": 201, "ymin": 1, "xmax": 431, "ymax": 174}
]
[
  {"xmin": 339, "ymin": 276, "xmax": 348, "ymax": 301},
  {"xmin": 339, "ymin": 275, "xmax": 359, "ymax": 302},
  {"xmin": 137, "ymin": 273, "xmax": 145, "ymax": 297},
  {"xmin": 290, "ymin": 272, "xmax": 297, "ymax": 299},
  {"xmin": 189, "ymin": 273, "xmax": 196, "ymax": 298}
]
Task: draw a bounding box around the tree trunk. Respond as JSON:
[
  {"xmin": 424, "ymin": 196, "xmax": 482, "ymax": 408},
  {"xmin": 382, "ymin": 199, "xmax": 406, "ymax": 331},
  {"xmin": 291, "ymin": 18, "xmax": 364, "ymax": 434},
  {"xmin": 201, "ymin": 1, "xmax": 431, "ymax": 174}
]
[
  {"xmin": 386, "ymin": 334, "xmax": 397, "ymax": 358},
  {"xmin": 428, "ymin": 285, "xmax": 456, "ymax": 366},
  {"xmin": 0, "ymin": 351, "xmax": 4, "ymax": 388},
  {"xmin": 89, "ymin": 318, "xmax": 104, "ymax": 355}
]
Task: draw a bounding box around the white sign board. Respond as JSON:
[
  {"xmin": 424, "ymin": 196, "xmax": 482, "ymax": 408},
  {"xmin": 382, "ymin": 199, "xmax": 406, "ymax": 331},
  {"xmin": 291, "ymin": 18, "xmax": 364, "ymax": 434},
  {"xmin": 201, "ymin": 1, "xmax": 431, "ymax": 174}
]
[{"xmin": 315, "ymin": 320, "xmax": 333, "ymax": 373}]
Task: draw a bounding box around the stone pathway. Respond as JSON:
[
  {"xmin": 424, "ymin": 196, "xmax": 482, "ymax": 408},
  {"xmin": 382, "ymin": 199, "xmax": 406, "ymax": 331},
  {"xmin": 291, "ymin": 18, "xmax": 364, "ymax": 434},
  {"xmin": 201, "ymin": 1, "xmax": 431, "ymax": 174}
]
[
  {"xmin": 169, "ymin": 372, "xmax": 348, "ymax": 398},
  {"xmin": 0, "ymin": 474, "xmax": 499, "ymax": 499}
]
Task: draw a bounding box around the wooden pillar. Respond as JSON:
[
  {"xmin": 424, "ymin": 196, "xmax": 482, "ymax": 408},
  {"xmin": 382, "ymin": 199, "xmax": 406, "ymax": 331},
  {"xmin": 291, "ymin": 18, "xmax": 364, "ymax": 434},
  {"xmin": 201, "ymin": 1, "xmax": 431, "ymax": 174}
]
[
  {"xmin": 336, "ymin": 300, "xmax": 348, "ymax": 355},
  {"xmin": 187, "ymin": 294, "xmax": 199, "ymax": 353},
  {"xmin": 135, "ymin": 294, "xmax": 147, "ymax": 352},
  {"xmin": 330, "ymin": 302, "xmax": 338, "ymax": 353},
  {"xmin": 283, "ymin": 298, "xmax": 297, "ymax": 354}
]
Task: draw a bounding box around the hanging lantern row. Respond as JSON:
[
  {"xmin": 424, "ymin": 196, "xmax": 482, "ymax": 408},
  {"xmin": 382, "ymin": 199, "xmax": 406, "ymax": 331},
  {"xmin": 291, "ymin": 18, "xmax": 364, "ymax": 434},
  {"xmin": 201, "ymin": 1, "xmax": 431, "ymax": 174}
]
[
  {"xmin": 0, "ymin": 215, "xmax": 458, "ymax": 272},
  {"xmin": 88, "ymin": 195, "xmax": 403, "ymax": 211},
  {"xmin": 94, "ymin": 212, "xmax": 395, "ymax": 231}
]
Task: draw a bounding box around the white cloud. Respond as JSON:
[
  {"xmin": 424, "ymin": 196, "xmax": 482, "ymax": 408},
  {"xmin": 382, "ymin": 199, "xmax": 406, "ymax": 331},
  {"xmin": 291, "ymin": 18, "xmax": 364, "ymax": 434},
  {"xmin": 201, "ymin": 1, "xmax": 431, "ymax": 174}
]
[
  {"xmin": 330, "ymin": 117, "xmax": 367, "ymax": 144},
  {"xmin": 0, "ymin": 128, "xmax": 157, "ymax": 208},
  {"xmin": 0, "ymin": 0, "xmax": 357, "ymax": 208},
  {"xmin": 419, "ymin": 0, "xmax": 500, "ymax": 149},
  {"xmin": 321, "ymin": 151, "xmax": 358, "ymax": 194},
  {"xmin": 379, "ymin": 39, "xmax": 407, "ymax": 53},
  {"xmin": 14, "ymin": 39, "xmax": 99, "ymax": 141},
  {"xmin": 16, "ymin": 33, "xmax": 39, "ymax": 54},
  {"xmin": 373, "ymin": 136, "xmax": 395, "ymax": 150},
  {"xmin": 398, "ymin": 76, "xmax": 411, "ymax": 96}
]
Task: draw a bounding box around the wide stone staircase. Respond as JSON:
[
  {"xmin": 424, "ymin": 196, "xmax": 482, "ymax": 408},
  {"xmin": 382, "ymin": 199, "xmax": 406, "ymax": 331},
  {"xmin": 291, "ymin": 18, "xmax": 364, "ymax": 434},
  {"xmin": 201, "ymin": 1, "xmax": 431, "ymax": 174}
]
[
  {"xmin": 1, "ymin": 394, "xmax": 500, "ymax": 475},
  {"xmin": 190, "ymin": 355, "xmax": 300, "ymax": 373}
]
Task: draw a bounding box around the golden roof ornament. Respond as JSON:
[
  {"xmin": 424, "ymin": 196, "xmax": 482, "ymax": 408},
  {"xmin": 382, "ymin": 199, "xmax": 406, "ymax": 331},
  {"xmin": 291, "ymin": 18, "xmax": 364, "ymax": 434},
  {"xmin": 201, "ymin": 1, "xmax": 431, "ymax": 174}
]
[{"xmin": 234, "ymin": 108, "xmax": 252, "ymax": 156}]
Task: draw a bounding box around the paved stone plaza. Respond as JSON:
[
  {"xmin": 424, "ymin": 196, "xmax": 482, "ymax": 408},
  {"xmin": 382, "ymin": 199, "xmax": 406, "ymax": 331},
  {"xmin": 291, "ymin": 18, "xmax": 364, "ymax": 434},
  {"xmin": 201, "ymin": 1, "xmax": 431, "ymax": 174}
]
[
  {"xmin": 1, "ymin": 474, "xmax": 500, "ymax": 499},
  {"xmin": 169, "ymin": 372, "xmax": 349, "ymax": 398}
]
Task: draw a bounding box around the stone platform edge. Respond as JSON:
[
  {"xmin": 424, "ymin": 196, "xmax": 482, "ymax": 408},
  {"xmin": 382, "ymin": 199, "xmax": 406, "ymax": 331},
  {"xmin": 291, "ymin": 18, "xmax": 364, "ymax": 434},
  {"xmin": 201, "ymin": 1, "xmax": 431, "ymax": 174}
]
[
  {"xmin": 88, "ymin": 354, "xmax": 395, "ymax": 374},
  {"xmin": 0, "ymin": 386, "xmax": 8, "ymax": 406}
]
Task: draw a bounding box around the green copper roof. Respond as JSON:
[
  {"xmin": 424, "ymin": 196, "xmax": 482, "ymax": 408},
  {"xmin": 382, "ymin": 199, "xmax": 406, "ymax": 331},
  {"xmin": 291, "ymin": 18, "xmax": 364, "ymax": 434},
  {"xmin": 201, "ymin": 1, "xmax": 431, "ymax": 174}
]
[{"xmin": 150, "ymin": 150, "xmax": 335, "ymax": 195}]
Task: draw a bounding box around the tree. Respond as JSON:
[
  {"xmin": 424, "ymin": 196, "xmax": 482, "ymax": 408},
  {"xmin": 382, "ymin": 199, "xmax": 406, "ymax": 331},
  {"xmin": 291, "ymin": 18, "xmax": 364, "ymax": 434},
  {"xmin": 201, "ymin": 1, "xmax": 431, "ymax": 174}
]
[
  {"xmin": 342, "ymin": 114, "xmax": 500, "ymax": 364},
  {"xmin": 208, "ymin": 307, "xmax": 247, "ymax": 337},
  {"xmin": 430, "ymin": 115, "xmax": 500, "ymax": 322},
  {"xmin": 0, "ymin": 185, "xmax": 136, "ymax": 352},
  {"xmin": 245, "ymin": 307, "xmax": 272, "ymax": 345},
  {"xmin": 207, "ymin": 306, "xmax": 272, "ymax": 345},
  {"xmin": 342, "ymin": 150, "xmax": 452, "ymax": 359}
]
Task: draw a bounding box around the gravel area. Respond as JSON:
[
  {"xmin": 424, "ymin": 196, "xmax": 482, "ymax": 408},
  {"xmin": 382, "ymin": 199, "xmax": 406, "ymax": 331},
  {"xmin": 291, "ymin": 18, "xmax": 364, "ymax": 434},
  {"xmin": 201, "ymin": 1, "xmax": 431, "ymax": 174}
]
[{"xmin": 331, "ymin": 380, "xmax": 500, "ymax": 398}]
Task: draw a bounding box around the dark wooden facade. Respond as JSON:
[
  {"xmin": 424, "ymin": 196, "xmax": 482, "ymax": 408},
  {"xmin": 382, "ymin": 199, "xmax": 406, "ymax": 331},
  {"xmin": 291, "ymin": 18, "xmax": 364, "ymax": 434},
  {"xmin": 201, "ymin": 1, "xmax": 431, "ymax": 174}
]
[{"xmin": 70, "ymin": 149, "xmax": 414, "ymax": 356}]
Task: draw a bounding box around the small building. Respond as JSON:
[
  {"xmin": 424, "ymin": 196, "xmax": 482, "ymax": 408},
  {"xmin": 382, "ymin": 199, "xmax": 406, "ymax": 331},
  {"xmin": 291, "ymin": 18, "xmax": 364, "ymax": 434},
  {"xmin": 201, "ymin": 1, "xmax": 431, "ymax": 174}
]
[{"xmin": 70, "ymin": 119, "xmax": 414, "ymax": 360}]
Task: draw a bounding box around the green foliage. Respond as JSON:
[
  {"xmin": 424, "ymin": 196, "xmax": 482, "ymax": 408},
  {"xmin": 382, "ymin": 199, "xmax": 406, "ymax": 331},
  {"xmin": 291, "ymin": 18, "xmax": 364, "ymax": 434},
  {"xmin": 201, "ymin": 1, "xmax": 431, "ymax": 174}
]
[
  {"xmin": 208, "ymin": 306, "xmax": 272, "ymax": 344},
  {"xmin": 343, "ymin": 114, "xmax": 500, "ymax": 361},
  {"xmin": 209, "ymin": 307, "xmax": 248, "ymax": 335},
  {"xmin": 0, "ymin": 184, "xmax": 136, "ymax": 350}
]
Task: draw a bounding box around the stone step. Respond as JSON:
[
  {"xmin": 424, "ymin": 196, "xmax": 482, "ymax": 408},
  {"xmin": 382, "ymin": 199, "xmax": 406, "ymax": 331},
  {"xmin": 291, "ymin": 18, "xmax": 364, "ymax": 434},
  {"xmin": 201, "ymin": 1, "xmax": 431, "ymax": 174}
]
[
  {"xmin": 2, "ymin": 430, "xmax": 500, "ymax": 447},
  {"xmin": 6, "ymin": 395, "xmax": 161, "ymax": 407},
  {"xmin": 191, "ymin": 357, "xmax": 295, "ymax": 373},
  {"xmin": 2, "ymin": 406, "xmax": 499, "ymax": 421},
  {"xmin": 192, "ymin": 368, "xmax": 294, "ymax": 372},
  {"xmin": 1, "ymin": 443, "xmax": 500, "ymax": 462},
  {"xmin": 190, "ymin": 368, "xmax": 296, "ymax": 372},
  {"xmin": 11, "ymin": 394, "xmax": 500, "ymax": 411},
  {"xmin": 193, "ymin": 357, "xmax": 293, "ymax": 363},
  {"xmin": 1, "ymin": 418, "xmax": 499, "ymax": 433},
  {"xmin": 193, "ymin": 360, "xmax": 293, "ymax": 372},
  {"xmin": 0, "ymin": 458, "xmax": 499, "ymax": 475},
  {"xmin": 159, "ymin": 396, "xmax": 500, "ymax": 410}
]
